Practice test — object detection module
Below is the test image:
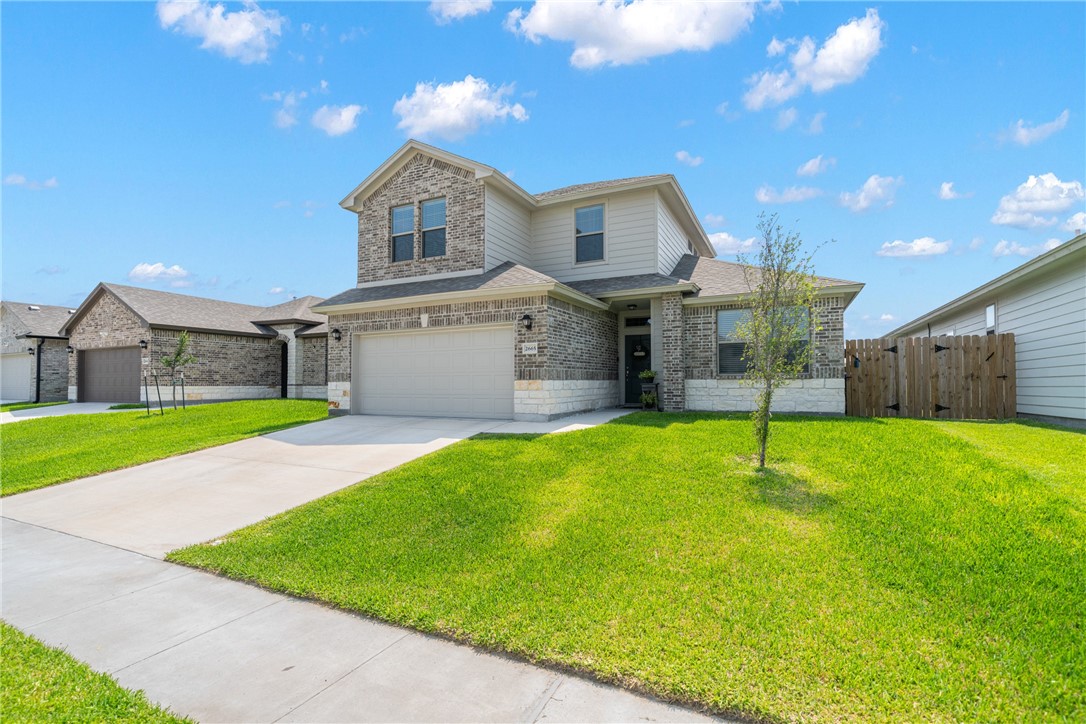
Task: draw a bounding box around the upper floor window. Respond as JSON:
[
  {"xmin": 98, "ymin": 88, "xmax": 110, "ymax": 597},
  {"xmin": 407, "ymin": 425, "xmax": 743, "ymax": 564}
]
[
  {"xmin": 391, "ymin": 205, "xmax": 414, "ymax": 262},
  {"xmin": 985, "ymin": 303, "xmax": 996, "ymax": 335},
  {"xmin": 717, "ymin": 307, "xmax": 810, "ymax": 375},
  {"xmin": 421, "ymin": 198, "xmax": 446, "ymax": 258},
  {"xmin": 575, "ymin": 204, "xmax": 605, "ymax": 263}
]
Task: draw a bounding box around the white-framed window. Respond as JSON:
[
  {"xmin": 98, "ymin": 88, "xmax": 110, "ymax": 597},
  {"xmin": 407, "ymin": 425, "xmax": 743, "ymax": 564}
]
[
  {"xmin": 985, "ymin": 303, "xmax": 996, "ymax": 335},
  {"xmin": 421, "ymin": 197, "xmax": 446, "ymax": 258},
  {"xmin": 574, "ymin": 203, "xmax": 605, "ymax": 264},
  {"xmin": 717, "ymin": 307, "xmax": 811, "ymax": 375},
  {"xmin": 391, "ymin": 204, "xmax": 414, "ymax": 262}
]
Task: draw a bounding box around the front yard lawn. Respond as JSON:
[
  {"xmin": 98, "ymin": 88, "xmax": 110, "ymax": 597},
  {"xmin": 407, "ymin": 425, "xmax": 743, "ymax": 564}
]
[
  {"xmin": 0, "ymin": 399, "xmax": 327, "ymax": 496},
  {"xmin": 1, "ymin": 622, "xmax": 188, "ymax": 722},
  {"xmin": 0, "ymin": 400, "xmax": 67, "ymax": 413},
  {"xmin": 170, "ymin": 413, "xmax": 1085, "ymax": 722}
]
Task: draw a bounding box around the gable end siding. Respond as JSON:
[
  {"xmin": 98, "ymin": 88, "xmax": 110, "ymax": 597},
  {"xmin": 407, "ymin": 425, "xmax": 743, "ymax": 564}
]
[
  {"xmin": 484, "ymin": 187, "xmax": 533, "ymax": 270},
  {"xmin": 657, "ymin": 194, "xmax": 690, "ymax": 275}
]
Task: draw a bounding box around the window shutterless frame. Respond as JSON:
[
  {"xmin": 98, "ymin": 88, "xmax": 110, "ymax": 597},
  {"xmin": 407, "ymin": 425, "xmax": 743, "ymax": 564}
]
[
  {"xmin": 573, "ymin": 203, "xmax": 606, "ymax": 264},
  {"xmin": 391, "ymin": 204, "xmax": 414, "ymax": 262},
  {"xmin": 421, "ymin": 197, "xmax": 447, "ymax": 258},
  {"xmin": 716, "ymin": 307, "xmax": 812, "ymax": 375}
]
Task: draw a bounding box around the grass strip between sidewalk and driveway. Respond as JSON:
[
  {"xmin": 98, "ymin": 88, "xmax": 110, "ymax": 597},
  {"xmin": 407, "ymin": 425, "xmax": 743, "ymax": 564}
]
[
  {"xmin": 0, "ymin": 401, "xmax": 67, "ymax": 413},
  {"xmin": 0, "ymin": 399, "xmax": 327, "ymax": 496},
  {"xmin": 1, "ymin": 622, "xmax": 189, "ymax": 722},
  {"xmin": 170, "ymin": 413, "xmax": 1085, "ymax": 723}
]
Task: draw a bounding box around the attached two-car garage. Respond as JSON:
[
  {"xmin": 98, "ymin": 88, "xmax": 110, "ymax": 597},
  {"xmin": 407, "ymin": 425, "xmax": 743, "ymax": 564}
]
[
  {"xmin": 80, "ymin": 347, "xmax": 141, "ymax": 403},
  {"xmin": 353, "ymin": 327, "xmax": 514, "ymax": 419}
]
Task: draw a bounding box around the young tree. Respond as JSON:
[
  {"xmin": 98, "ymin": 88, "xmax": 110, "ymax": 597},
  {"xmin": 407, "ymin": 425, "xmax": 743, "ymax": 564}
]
[
  {"xmin": 734, "ymin": 213, "xmax": 823, "ymax": 467},
  {"xmin": 160, "ymin": 330, "xmax": 197, "ymax": 410}
]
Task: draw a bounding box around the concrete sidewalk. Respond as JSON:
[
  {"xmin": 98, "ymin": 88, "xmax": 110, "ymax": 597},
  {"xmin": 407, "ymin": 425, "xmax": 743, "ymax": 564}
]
[{"xmin": 1, "ymin": 519, "xmax": 713, "ymax": 723}]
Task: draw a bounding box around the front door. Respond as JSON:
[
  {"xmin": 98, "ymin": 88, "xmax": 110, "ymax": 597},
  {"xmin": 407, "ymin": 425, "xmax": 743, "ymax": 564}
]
[{"xmin": 624, "ymin": 334, "xmax": 651, "ymax": 404}]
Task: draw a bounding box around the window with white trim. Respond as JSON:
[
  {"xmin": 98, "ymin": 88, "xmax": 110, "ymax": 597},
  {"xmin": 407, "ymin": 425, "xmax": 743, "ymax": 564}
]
[
  {"xmin": 985, "ymin": 303, "xmax": 996, "ymax": 335},
  {"xmin": 717, "ymin": 307, "xmax": 811, "ymax": 375},
  {"xmin": 574, "ymin": 204, "xmax": 605, "ymax": 263},
  {"xmin": 391, "ymin": 204, "xmax": 414, "ymax": 262},
  {"xmin": 421, "ymin": 198, "xmax": 446, "ymax": 258}
]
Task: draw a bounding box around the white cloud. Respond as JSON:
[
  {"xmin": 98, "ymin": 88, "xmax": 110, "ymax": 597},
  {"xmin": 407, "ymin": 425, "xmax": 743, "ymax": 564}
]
[
  {"xmin": 879, "ymin": 313, "xmax": 895, "ymax": 322},
  {"xmin": 4, "ymin": 173, "xmax": 58, "ymax": 190},
  {"xmin": 1063, "ymin": 211, "xmax": 1086, "ymax": 233},
  {"xmin": 37, "ymin": 265, "xmax": 66, "ymax": 275},
  {"xmin": 938, "ymin": 181, "xmax": 963, "ymax": 200},
  {"xmin": 876, "ymin": 237, "xmax": 951, "ymax": 258},
  {"xmin": 806, "ymin": 111, "xmax": 826, "ymax": 134},
  {"xmin": 840, "ymin": 174, "xmax": 902, "ymax": 212},
  {"xmin": 744, "ymin": 8, "xmax": 884, "ymax": 110},
  {"xmin": 992, "ymin": 238, "xmax": 1061, "ymax": 258},
  {"xmin": 1007, "ymin": 109, "xmax": 1069, "ymax": 146},
  {"xmin": 675, "ymin": 150, "xmax": 703, "ymax": 167},
  {"xmin": 766, "ymin": 36, "xmax": 788, "ymax": 57},
  {"xmin": 394, "ymin": 75, "xmax": 528, "ymax": 141},
  {"xmin": 796, "ymin": 154, "xmax": 835, "ymax": 177},
  {"xmin": 969, "ymin": 236, "xmax": 985, "ymax": 251},
  {"xmin": 505, "ymin": 0, "xmax": 755, "ymax": 69},
  {"xmin": 677, "ymin": 118, "xmax": 695, "ymax": 128},
  {"xmin": 263, "ymin": 89, "xmax": 308, "ymax": 129},
  {"xmin": 710, "ymin": 231, "xmax": 756, "ymax": 256},
  {"xmin": 775, "ymin": 107, "xmax": 797, "ymax": 130},
  {"xmin": 990, "ymin": 173, "xmax": 1085, "ymax": 228},
  {"xmin": 430, "ymin": 0, "xmax": 493, "ymax": 24},
  {"xmin": 129, "ymin": 262, "xmax": 191, "ymax": 287},
  {"xmin": 311, "ymin": 104, "xmax": 364, "ymax": 136},
  {"xmin": 156, "ymin": 0, "xmax": 283, "ymax": 64},
  {"xmin": 755, "ymin": 184, "xmax": 822, "ymax": 204},
  {"xmin": 715, "ymin": 101, "xmax": 740, "ymax": 121},
  {"xmin": 268, "ymin": 286, "xmax": 286, "ymax": 295},
  {"xmin": 703, "ymin": 213, "xmax": 726, "ymax": 227}
]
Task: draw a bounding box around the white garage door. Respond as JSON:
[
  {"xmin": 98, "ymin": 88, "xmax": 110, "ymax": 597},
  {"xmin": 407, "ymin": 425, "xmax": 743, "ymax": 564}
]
[
  {"xmin": 1, "ymin": 353, "xmax": 33, "ymax": 402},
  {"xmin": 355, "ymin": 327, "xmax": 514, "ymax": 419}
]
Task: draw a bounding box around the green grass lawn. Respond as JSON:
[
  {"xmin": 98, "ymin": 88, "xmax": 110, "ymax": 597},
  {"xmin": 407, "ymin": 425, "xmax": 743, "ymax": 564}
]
[
  {"xmin": 0, "ymin": 399, "xmax": 327, "ymax": 496},
  {"xmin": 1, "ymin": 622, "xmax": 188, "ymax": 722},
  {"xmin": 0, "ymin": 400, "xmax": 67, "ymax": 413},
  {"xmin": 170, "ymin": 413, "xmax": 1085, "ymax": 722}
]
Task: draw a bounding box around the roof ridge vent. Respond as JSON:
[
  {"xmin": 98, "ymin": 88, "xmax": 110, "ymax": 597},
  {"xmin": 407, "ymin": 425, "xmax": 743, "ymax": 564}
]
[{"xmin": 27, "ymin": 305, "xmax": 40, "ymax": 311}]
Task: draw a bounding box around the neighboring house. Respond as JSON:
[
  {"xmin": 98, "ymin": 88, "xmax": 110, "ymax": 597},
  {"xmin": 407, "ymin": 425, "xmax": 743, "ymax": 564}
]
[
  {"xmin": 314, "ymin": 141, "xmax": 863, "ymax": 420},
  {"xmin": 0, "ymin": 301, "xmax": 74, "ymax": 403},
  {"xmin": 889, "ymin": 232, "xmax": 1086, "ymax": 426},
  {"xmin": 62, "ymin": 283, "xmax": 328, "ymax": 403}
]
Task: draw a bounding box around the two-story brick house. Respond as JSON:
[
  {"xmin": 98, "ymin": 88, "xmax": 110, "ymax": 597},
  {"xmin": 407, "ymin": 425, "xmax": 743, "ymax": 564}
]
[{"xmin": 315, "ymin": 141, "xmax": 863, "ymax": 420}]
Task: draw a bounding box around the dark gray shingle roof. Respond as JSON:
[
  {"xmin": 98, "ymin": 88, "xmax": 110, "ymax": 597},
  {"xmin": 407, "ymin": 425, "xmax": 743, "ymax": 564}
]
[
  {"xmin": 566, "ymin": 274, "xmax": 688, "ymax": 297},
  {"xmin": 296, "ymin": 322, "xmax": 329, "ymax": 338},
  {"xmin": 314, "ymin": 262, "xmax": 562, "ymax": 308},
  {"xmin": 2, "ymin": 302, "xmax": 77, "ymax": 337},
  {"xmin": 669, "ymin": 254, "xmax": 860, "ymax": 298},
  {"xmin": 101, "ymin": 283, "xmax": 276, "ymax": 336},
  {"xmin": 252, "ymin": 295, "xmax": 326, "ymax": 325},
  {"xmin": 534, "ymin": 175, "xmax": 671, "ymax": 202}
]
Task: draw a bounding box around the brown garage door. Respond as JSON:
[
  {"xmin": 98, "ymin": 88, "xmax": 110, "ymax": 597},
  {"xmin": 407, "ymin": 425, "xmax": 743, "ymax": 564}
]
[{"xmin": 82, "ymin": 347, "xmax": 141, "ymax": 403}]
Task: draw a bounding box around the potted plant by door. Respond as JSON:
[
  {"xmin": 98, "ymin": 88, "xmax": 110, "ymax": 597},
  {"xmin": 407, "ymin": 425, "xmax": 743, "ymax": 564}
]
[
  {"xmin": 640, "ymin": 391, "xmax": 658, "ymax": 411},
  {"xmin": 638, "ymin": 369, "xmax": 657, "ymax": 383}
]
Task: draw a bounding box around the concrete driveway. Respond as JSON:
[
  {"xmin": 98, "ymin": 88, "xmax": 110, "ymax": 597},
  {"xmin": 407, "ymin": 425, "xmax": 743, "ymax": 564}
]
[{"xmin": 0, "ymin": 402, "xmax": 128, "ymax": 424}]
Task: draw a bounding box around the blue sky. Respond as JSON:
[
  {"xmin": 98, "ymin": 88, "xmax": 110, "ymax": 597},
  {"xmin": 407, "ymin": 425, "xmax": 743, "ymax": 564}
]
[{"xmin": 4, "ymin": 1, "xmax": 1084, "ymax": 336}]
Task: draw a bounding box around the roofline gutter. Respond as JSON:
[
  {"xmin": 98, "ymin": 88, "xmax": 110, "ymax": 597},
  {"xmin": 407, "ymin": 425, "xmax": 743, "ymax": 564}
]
[
  {"xmin": 589, "ymin": 283, "xmax": 700, "ymax": 302},
  {"xmin": 313, "ymin": 282, "xmax": 610, "ymax": 315},
  {"xmin": 149, "ymin": 324, "xmax": 278, "ymax": 339},
  {"xmin": 682, "ymin": 283, "xmax": 866, "ymax": 307},
  {"xmin": 886, "ymin": 234, "xmax": 1085, "ymax": 337},
  {"xmin": 17, "ymin": 334, "xmax": 70, "ymax": 341}
]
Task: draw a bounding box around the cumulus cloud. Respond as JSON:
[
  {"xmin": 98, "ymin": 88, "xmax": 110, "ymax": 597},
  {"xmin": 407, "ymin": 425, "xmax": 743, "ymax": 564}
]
[
  {"xmin": 990, "ymin": 173, "xmax": 1085, "ymax": 228},
  {"xmin": 703, "ymin": 213, "xmax": 726, "ymax": 227},
  {"xmin": 263, "ymin": 89, "xmax": 308, "ymax": 129},
  {"xmin": 1006, "ymin": 109, "xmax": 1069, "ymax": 146},
  {"xmin": 969, "ymin": 236, "xmax": 985, "ymax": 251},
  {"xmin": 505, "ymin": 0, "xmax": 755, "ymax": 69},
  {"xmin": 879, "ymin": 313, "xmax": 895, "ymax": 322},
  {"xmin": 394, "ymin": 75, "xmax": 528, "ymax": 141},
  {"xmin": 675, "ymin": 150, "xmax": 703, "ymax": 167},
  {"xmin": 4, "ymin": 173, "xmax": 59, "ymax": 190},
  {"xmin": 797, "ymin": 154, "xmax": 835, "ymax": 177},
  {"xmin": 775, "ymin": 107, "xmax": 797, "ymax": 130},
  {"xmin": 806, "ymin": 111, "xmax": 826, "ymax": 134},
  {"xmin": 715, "ymin": 101, "xmax": 740, "ymax": 121},
  {"xmin": 766, "ymin": 36, "xmax": 788, "ymax": 57},
  {"xmin": 430, "ymin": 0, "xmax": 492, "ymax": 24},
  {"xmin": 268, "ymin": 286, "xmax": 286, "ymax": 294},
  {"xmin": 938, "ymin": 181, "xmax": 964, "ymax": 200},
  {"xmin": 129, "ymin": 262, "xmax": 191, "ymax": 288},
  {"xmin": 156, "ymin": 0, "xmax": 284, "ymax": 64},
  {"xmin": 1063, "ymin": 211, "xmax": 1086, "ymax": 233},
  {"xmin": 840, "ymin": 174, "xmax": 902, "ymax": 212},
  {"xmin": 876, "ymin": 237, "xmax": 951, "ymax": 258},
  {"xmin": 310, "ymin": 104, "xmax": 364, "ymax": 136},
  {"xmin": 744, "ymin": 8, "xmax": 884, "ymax": 110},
  {"xmin": 992, "ymin": 238, "xmax": 1061, "ymax": 258},
  {"xmin": 710, "ymin": 231, "xmax": 756, "ymax": 256},
  {"xmin": 755, "ymin": 184, "xmax": 822, "ymax": 204}
]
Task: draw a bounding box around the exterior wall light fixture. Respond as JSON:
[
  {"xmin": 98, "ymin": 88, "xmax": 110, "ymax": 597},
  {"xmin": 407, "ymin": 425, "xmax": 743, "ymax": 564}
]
[
  {"xmin": 331, "ymin": 329, "xmax": 342, "ymax": 342},
  {"xmin": 66, "ymin": 345, "xmax": 75, "ymax": 355},
  {"xmin": 520, "ymin": 314, "xmax": 533, "ymax": 331},
  {"xmin": 139, "ymin": 340, "xmax": 148, "ymax": 349}
]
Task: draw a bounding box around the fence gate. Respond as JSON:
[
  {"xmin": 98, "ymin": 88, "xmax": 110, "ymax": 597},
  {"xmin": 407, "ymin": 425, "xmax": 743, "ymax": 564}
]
[{"xmin": 844, "ymin": 334, "xmax": 1016, "ymax": 419}]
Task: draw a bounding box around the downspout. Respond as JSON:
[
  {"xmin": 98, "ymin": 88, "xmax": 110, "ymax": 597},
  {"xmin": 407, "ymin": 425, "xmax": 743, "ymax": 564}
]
[{"xmin": 33, "ymin": 338, "xmax": 45, "ymax": 403}]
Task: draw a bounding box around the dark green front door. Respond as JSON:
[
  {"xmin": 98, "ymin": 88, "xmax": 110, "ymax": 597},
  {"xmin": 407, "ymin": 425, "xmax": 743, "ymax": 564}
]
[{"xmin": 624, "ymin": 334, "xmax": 651, "ymax": 404}]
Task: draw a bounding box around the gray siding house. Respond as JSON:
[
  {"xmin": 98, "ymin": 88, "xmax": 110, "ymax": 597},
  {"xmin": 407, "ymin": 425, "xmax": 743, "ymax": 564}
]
[
  {"xmin": 0, "ymin": 301, "xmax": 73, "ymax": 403},
  {"xmin": 315, "ymin": 141, "xmax": 863, "ymax": 421},
  {"xmin": 889, "ymin": 233, "xmax": 1085, "ymax": 426}
]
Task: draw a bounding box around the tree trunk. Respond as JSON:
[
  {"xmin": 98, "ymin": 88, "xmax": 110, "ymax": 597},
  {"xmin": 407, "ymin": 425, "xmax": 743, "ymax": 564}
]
[{"xmin": 758, "ymin": 384, "xmax": 773, "ymax": 467}]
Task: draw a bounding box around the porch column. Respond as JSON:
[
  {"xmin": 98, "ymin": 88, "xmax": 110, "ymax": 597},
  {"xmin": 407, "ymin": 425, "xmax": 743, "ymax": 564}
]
[{"xmin": 660, "ymin": 292, "xmax": 685, "ymax": 412}]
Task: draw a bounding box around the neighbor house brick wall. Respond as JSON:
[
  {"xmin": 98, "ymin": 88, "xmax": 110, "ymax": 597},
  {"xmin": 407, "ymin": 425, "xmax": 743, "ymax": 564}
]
[
  {"xmin": 357, "ymin": 153, "xmax": 485, "ymax": 284},
  {"xmin": 149, "ymin": 329, "xmax": 282, "ymax": 389},
  {"xmin": 659, "ymin": 292, "xmax": 685, "ymax": 412},
  {"xmin": 36, "ymin": 340, "xmax": 69, "ymax": 402},
  {"xmin": 301, "ymin": 336, "xmax": 327, "ymax": 388},
  {"xmin": 67, "ymin": 291, "xmax": 147, "ymax": 390}
]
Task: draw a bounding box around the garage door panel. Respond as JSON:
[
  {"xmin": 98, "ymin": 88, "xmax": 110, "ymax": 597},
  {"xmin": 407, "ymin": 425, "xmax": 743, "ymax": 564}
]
[
  {"xmin": 356, "ymin": 327, "xmax": 514, "ymax": 419},
  {"xmin": 1, "ymin": 354, "xmax": 33, "ymax": 401},
  {"xmin": 82, "ymin": 347, "xmax": 140, "ymax": 403}
]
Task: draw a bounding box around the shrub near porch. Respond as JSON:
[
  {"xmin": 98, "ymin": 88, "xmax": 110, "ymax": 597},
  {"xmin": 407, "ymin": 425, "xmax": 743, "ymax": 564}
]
[{"xmin": 170, "ymin": 414, "xmax": 1085, "ymax": 722}]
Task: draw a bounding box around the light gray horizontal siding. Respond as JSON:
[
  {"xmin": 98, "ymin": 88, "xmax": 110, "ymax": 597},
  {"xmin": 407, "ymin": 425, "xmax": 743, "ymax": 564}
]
[
  {"xmin": 531, "ymin": 189, "xmax": 658, "ymax": 282},
  {"xmin": 656, "ymin": 194, "xmax": 689, "ymax": 275},
  {"xmin": 484, "ymin": 187, "xmax": 533, "ymax": 270}
]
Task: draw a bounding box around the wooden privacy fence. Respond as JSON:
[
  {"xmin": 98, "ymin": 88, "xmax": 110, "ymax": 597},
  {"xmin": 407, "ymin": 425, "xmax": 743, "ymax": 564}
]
[{"xmin": 844, "ymin": 334, "xmax": 1016, "ymax": 419}]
